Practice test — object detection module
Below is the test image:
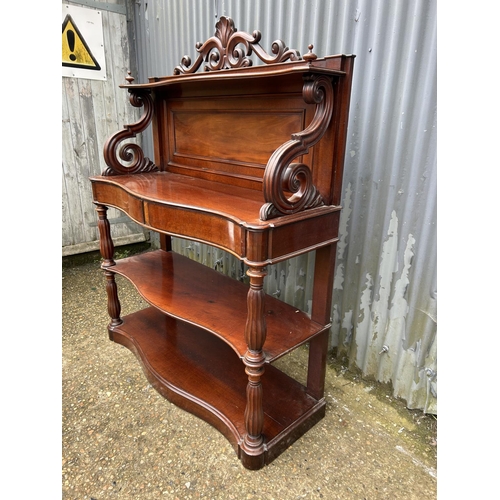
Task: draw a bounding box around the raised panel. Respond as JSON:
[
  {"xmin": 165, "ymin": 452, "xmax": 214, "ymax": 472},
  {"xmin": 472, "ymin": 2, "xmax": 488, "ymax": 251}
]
[
  {"xmin": 165, "ymin": 95, "xmax": 312, "ymax": 186},
  {"xmin": 172, "ymin": 110, "xmax": 302, "ymax": 166}
]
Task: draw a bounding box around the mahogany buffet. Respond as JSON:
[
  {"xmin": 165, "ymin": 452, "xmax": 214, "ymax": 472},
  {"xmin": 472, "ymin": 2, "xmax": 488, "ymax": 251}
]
[{"xmin": 90, "ymin": 16, "xmax": 355, "ymax": 470}]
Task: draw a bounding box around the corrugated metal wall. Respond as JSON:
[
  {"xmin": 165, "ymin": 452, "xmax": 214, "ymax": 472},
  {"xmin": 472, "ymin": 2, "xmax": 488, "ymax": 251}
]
[{"xmin": 128, "ymin": 0, "xmax": 437, "ymax": 413}]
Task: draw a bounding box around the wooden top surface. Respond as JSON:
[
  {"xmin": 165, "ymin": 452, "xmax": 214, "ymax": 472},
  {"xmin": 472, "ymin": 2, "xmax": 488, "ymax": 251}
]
[{"xmin": 90, "ymin": 171, "xmax": 339, "ymax": 229}]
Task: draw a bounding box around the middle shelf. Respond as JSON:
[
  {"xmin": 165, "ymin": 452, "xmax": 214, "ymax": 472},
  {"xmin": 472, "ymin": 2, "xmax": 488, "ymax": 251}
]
[{"xmin": 109, "ymin": 249, "xmax": 329, "ymax": 361}]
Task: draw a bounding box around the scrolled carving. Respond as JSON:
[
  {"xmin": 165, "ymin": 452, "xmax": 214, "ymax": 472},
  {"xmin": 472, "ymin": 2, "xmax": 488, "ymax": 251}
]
[
  {"xmin": 174, "ymin": 16, "xmax": 301, "ymax": 75},
  {"xmin": 259, "ymin": 75, "xmax": 334, "ymax": 220},
  {"xmin": 103, "ymin": 89, "xmax": 158, "ymax": 176}
]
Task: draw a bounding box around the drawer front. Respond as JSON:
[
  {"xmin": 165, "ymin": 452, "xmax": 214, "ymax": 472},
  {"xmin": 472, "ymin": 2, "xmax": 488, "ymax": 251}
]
[
  {"xmin": 243, "ymin": 211, "xmax": 340, "ymax": 265},
  {"xmin": 267, "ymin": 211, "xmax": 340, "ymax": 262},
  {"xmin": 92, "ymin": 182, "xmax": 145, "ymax": 224},
  {"xmin": 144, "ymin": 201, "xmax": 244, "ymax": 257}
]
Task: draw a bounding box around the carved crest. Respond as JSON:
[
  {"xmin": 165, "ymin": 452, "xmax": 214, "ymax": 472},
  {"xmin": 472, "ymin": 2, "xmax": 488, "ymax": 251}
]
[{"xmin": 174, "ymin": 16, "xmax": 302, "ymax": 75}]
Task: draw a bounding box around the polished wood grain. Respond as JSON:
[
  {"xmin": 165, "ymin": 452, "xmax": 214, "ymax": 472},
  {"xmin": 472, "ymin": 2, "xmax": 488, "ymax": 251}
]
[
  {"xmin": 100, "ymin": 55, "xmax": 352, "ymax": 221},
  {"xmin": 173, "ymin": 16, "xmax": 301, "ymax": 75},
  {"xmin": 260, "ymin": 74, "xmax": 334, "ymax": 219},
  {"xmin": 242, "ymin": 266, "xmax": 267, "ymax": 457},
  {"xmin": 103, "ymin": 90, "xmax": 158, "ymax": 176},
  {"xmin": 110, "ymin": 250, "xmax": 328, "ymax": 361},
  {"xmin": 169, "ymin": 102, "xmax": 305, "ymax": 170},
  {"xmin": 109, "ymin": 307, "xmax": 324, "ymax": 469},
  {"xmin": 90, "ymin": 172, "xmax": 342, "ymax": 262},
  {"xmin": 91, "ymin": 15, "xmax": 355, "ymax": 470},
  {"xmin": 95, "ymin": 204, "xmax": 122, "ymax": 328},
  {"xmin": 167, "ymin": 105, "xmax": 307, "ymax": 190},
  {"xmin": 95, "ymin": 204, "xmax": 115, "ymax": 267},
  {"xmin": 307, "ymin": 243, "xmax": 338, "ymax": 399}
]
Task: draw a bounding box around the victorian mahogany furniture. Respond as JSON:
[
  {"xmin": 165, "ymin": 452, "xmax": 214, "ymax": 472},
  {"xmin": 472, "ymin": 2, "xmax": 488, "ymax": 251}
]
[{"xmin": 90, "ymin": 16, "xmax": 354, "ymax": 470}]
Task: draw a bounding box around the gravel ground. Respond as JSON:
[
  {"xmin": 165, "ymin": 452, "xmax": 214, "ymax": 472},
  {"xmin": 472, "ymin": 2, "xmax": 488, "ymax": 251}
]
[{"xmin": 62, "ymin": 250, "xmax": 437, "ymax": 499}]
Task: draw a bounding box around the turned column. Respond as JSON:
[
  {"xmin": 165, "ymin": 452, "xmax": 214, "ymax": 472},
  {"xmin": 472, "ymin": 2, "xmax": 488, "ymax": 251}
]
[
  {"xmin": 241, "ymin": 266, "xmax": 267, "ymax": 466},
  {"xmin": 95, "ymin": 204, "xmax": 122, "ymax": 327}
]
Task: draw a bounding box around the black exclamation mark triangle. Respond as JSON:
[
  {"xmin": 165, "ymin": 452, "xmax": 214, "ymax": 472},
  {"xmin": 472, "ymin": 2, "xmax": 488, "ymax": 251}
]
[
  {"xmin": 62, "ymin": 14, "xmax": 101, "ymax": 71},
  {"xmin": 67, "ymin": 29, "xmax": 76, "ymax": 61}
]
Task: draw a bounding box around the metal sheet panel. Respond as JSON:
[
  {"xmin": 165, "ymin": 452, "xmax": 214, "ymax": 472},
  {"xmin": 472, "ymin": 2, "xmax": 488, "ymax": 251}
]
[{"xmin": 131, "ymin": 0, "xmax": 437, "ymax": 413}]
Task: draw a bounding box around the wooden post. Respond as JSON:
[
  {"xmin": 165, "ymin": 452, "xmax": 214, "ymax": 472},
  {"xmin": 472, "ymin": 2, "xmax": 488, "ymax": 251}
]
[
  {"xmin": 241, "ymin": 265, "xmax": 267, "ymax": 467},
  {"xmin": 104, "ymin": 269, "xmax": 122, "ymax": 327},
  {"xmin": 96, "ymin": 204, "xmax": 115, "ymax": 267},
  {"xmin": 159, "ymin": 233, "xmax": 172, "ymax": 252},
  {"xmin": 307, "ymin": 242, "xmax": 337, "ymax": 399},
  {"xmin": 96, "ymin": 204, "xmax": 122, "ymax": 328}
]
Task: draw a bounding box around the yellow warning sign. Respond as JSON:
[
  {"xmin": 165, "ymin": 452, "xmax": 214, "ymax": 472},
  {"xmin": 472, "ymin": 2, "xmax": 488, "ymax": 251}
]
[{"xmin": 62, "ymin": 14, "xmax": 101, "ymax": 71}]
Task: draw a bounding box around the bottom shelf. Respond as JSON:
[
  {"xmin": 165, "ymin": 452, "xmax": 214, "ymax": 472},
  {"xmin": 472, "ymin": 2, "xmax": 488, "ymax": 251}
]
[{"xmin": 109, "ymin": 307, "xmax": 326, "ymax": 469}]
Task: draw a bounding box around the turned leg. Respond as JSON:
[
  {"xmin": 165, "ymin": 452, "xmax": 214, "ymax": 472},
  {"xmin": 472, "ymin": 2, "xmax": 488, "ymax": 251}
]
[
  {"xmin": 307, "ymin": 243, "xmax": 337, "ymax": 399},
  {"xmin": 241, "ymin": 266, "xmax": 267, "ymax": 467},
  {"xmin": 104, "ymin": 269, "xmax": 122, "ymax": 327},
  {"xmin": 96, "ymin": 204, "xmax": 115, "ymax": 267},
  {"xmin": 95, "ymin": 204, "xmax": 122, "ymax": 327}
]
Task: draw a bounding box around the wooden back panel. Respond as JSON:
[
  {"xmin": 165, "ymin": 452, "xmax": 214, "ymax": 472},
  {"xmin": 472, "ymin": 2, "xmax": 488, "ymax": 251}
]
[
  {"xmin": 101, "ymin": 14, "xmax": 354, "ymax": 219},
  {"xmin": 158, "ymin": 92, "xmax": 316, "ymax": 191},
  {"xmin": 146, "ymin": 56, "xmax": 354, "ymax": 207}
]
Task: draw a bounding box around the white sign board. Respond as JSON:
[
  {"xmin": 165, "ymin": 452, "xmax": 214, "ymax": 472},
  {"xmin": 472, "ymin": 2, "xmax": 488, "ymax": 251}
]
[{"xmin": 62, "ymin": 4, "xmax": 106, "ymax": 80}]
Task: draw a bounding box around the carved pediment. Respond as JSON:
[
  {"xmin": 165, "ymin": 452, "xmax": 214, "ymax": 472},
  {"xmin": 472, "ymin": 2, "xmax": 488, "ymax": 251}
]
[{"xmin": 174, "ymin": 16, "xmax": 302, "ymax": 75}]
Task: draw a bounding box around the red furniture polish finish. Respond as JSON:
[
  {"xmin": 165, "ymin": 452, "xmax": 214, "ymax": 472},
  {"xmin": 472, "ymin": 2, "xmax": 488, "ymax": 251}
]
[{"xmin": 90, "ymin": 16, "xmax": 355, "ymax": 470}]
